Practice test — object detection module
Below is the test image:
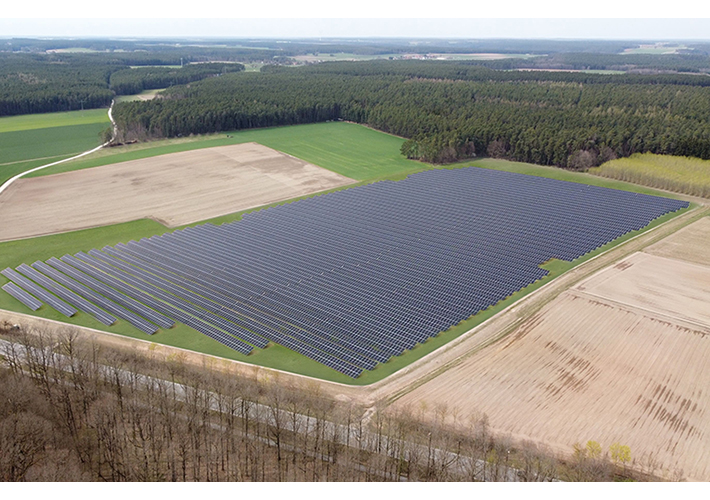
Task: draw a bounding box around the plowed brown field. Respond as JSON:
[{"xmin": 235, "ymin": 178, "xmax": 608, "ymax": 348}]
[
  {"xmin": 395, "ymin": 218, "xmax": 710, "ymax": 480},
  {"xmin": 0, "ymin": 143, "xmax": 354, "ymax": 241}
]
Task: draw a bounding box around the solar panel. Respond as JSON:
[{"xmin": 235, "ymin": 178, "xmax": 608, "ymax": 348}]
[
  {"xmin": 2, "ymin": 282, "xmax": 42, "ymax": 311},
  {"xmin": 16, "ymin": 264, "xmax": 117, "ymax": 326},
  {"xmin": 2, "ymin": 167, "xmax": 689, "ymax": 378},
  {"xmin": 57, "ymin": 255, "xmax": 174, "ymax": 329},
  {"xmin": 1, "ymin": 267, "xmax": 77, "ymax": 317},
  {"xmin": 31, "ymin": 260, "xmax": 158, "ymax": 335},
  {"xmin": 44, "ymin": 258, "xmax": 161, "ymax": 334}
]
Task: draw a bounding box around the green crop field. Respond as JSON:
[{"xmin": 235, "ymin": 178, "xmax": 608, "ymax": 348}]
[
  {"xmin": 0, "ymin": 121, "xmax": 695, "ymax": 384},
  {"xmin": 30, "ymin": 121, "xmax": 424, "ymax": 181},
  {"xmin": 589, "ymin": 153, "xmax": 710, "ymax": 198},
  {"xmin": 0, "ymin": 108, "xmax": 111, "ymax": 186},
  {"xmin": 0, "ymin": 109, "xmax": 110, "ymax": 133}
]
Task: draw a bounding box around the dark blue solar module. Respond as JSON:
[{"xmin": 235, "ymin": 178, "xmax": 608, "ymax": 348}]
[
  {"xmin": 0, "ymin": 167, "xmax": 689, "ymax": 377},
  {"xmin": 16, "ymin": 263, "xmax": 117, "ymax": 326},
  {"xmin": 2, "ymin": 282, "xmax": 43, "ymax": 311},
  {"xmin": 1, "ymin": 267, "xmax": 77, "ymax": 317}
]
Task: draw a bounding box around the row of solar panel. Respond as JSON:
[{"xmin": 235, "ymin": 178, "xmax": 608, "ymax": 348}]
[
  {"xmin": 1, "ymin": 167, "xmax": 689, "ymax": 378},
  {"xmin": 3, "ymin": 249, "xmax": 369, "ymax": 376},
  {"xmin": 1, "ymin": 260, "xmax": 257, "ymax": 355}
]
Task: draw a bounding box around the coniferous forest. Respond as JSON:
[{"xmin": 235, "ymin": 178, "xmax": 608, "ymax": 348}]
[
  {"xmin": 4, "ymin": 38, "xmax": 710, "ymax": 167},
  {"xmin": 113, "ymin": 61, "xmax": 710, "ymax": 167}
]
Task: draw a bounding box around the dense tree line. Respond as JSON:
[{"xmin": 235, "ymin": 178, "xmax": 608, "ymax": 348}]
[
  {"xmin": 113, "ymin": 62, "xmax": 710, "ymax": 166},
  {"xmin": 271, "ymin": 60, "xmax": 710, "ymax": 86},
  {"xmin": 109, "ymin": 63, "xmax": 245, "ymax": 95},
  {"xmin": 0, "ymin": 53, "xmax": 115, "ymax": 116},
  {"xmin": 459, "ymin": 53, "xmax": 710, "ymax": 74},
  {"xmin": 0, "ymin": 323, "xmax": 655, "ymax": 482},
  {"xmin": 4, "ymin": 38, "xmax": 710, "ymax": 118},
  {"xmin": 0, "ymin": 53, "xmax": 246, "ymax": 116}
]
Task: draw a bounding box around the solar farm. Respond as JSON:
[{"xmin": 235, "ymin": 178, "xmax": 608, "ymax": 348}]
[{"xmin": 0, "ymin": 167, "xmax": 688, "ymax": 378}]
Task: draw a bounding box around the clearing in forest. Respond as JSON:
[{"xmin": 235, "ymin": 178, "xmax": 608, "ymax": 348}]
[
  {"xmin": 0, "ymin": 142, "xmax": 354, "ymax": 241},
  {"xmin": 395, "ymin": 218, "xmax": 710, "ymax": 481}
]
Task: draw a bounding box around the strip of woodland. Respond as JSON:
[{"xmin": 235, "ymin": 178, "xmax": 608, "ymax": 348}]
[
  {"xmin": 0, "ymin": 54, "xmax": 244, "ymax": 116},
  {"xmin": 113, "ymin": 62, "xmax": 710, "ymax": 167},
  {"xmin": 0, "ymin": 322, "xmax": 667, "ymax": 482}
]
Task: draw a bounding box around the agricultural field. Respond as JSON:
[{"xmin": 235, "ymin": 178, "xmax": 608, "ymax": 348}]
[
  {"xmin": 590, "ymin": 153, "xmax": 710, "ymax": 198},
  {"xmin": 292, "ymin": 53, "xmax": 401, "ymax": 62},
  {"xmin": 26, "ymin": 121, "xmax": 696, "ymax": 199},
  {"xmin": 0, "ymin": 143, "xmax": 354, "ymax": 241},
  {"xmin": 644, "ymin": 216, "xmax": 710, "ymax": 267},
  {"xmin": 0, "ymin": 108, "xmax": 110, "ymax": 187},
  {"xmin": 426, "ymin": 53, "xmax": 540, "ymax": 60},
  {"xmin": 621, "ymin": 44, "xmax": 689, "ymax": 54},
  {"xmin": 28, "ymin": 121, "xmax": 424, "ymax": 181},
  {"xmin": 394, "ymin": 217, "xmax": 710, "ymax": 481},
  {"xmin": 512, "ymin": 68, "xmax": 626, "ymax": 75}
]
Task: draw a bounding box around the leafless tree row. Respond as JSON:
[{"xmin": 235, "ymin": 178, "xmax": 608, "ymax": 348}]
[{"xmin": 0, "ymin": 323, "xmax": 653, "ymax": 482}]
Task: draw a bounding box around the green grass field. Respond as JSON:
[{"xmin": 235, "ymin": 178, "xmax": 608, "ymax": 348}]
[
  {"xmin": 0, "ymin": 109, "xmax": 110, "ymax": 186},
  {"xmin": 30, "ymin": 121, "xmax": 423, "ymax": 181},
  {"xmin": 242, "ymin": 63, "xmax": 265, "ymax": 72},
  {"xmin": 0, "ymin": 109, "xmax": 110, "ymax": 134},
  {"xmin": 589, "ymin": 153, "xmax": 710, "ymax": 198},
  {"xmin": 0, "ymin": 121, "xmax": 694, "ymax": 384}
]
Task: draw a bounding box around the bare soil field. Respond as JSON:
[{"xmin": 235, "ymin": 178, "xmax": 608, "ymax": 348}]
[
  {"xmin": 0, "ymin": 143, "xmax": 354, "ymax": 241},
  {"xmin": 578, "ymin": 252, "xmax": 710, "ymax": 327},
  {"xmin": 644, "ymin": 216, "xmax": 710, "ymax": 267},
  {"xmin": 393, "ymin": 223, "xmax": 710, "ymax": 481}
]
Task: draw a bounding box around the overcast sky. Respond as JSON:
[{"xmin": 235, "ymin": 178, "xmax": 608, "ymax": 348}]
[{"xmin": 3, "ymin": 1, "xmax": 710, "ymax": 40}]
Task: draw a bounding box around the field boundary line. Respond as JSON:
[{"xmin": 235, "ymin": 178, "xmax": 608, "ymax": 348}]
[
  {"xmin": 0, "ymin": 101, "xmax": 115, "ymax": 198},
  {"xmin": 571, "ymin": 288, "xmax": 710, "ymax": 332},
  {"xmin": 0, "ymin": 154, "xmax": 72, "ymax": 167}
]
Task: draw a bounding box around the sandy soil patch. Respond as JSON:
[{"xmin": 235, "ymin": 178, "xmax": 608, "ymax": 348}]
[
  {"xmin": 0, "ymin": 143, "xmax": 354, "ymax": 241},
  {"xmin": 394, "ymin": 242, "xmax": 710, "ymax": 481},
  {"xmin": 644, "ymin": 216, "xmax": 710, "ymax": 267}
]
